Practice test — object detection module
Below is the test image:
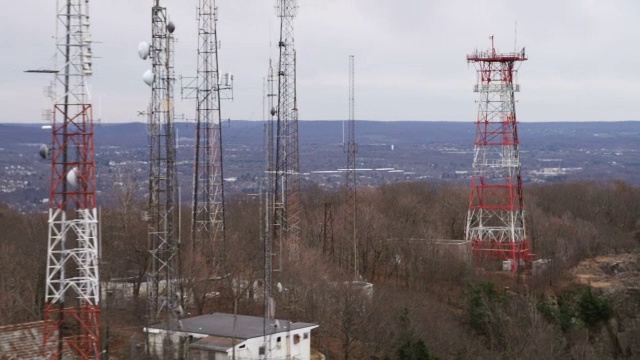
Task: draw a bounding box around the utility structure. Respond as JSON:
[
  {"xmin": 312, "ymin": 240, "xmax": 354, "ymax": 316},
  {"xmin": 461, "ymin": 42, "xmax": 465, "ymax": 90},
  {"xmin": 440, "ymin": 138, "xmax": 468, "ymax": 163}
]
[
  {"xmin": 139, "ymin": 0, "xmax": 181, "ymax": 353},
  {"xmin": 189, "ymin": 0, "xmax": 233, "ymax": 271},
  {"xmin": 344, "ymin": 55, "xmax": 358, "ymax": 278},
  {"xmin": 465, "ymin": 37, "xmax": 532, "ymax": 272},
  {"xmin": 273, "ymin": 0, "xmax": 301, "ymax": 269},
  {"xmin": 42, "ymin": 0, "xmax": 100, "ymax": 358},
  {"xmin": 264, "ymin": 60, "xmax": 277, "ymax": 321},
  {"xmin": 261, "ymin": 61, "xmax": 278, "ymax": 360}
]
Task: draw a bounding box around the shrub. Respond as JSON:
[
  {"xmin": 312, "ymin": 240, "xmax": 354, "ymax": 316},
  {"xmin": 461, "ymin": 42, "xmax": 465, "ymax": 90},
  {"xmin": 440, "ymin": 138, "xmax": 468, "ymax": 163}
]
[{"xmin": 578, "ymin": 287, "xmax": 613, "ymax": 327}]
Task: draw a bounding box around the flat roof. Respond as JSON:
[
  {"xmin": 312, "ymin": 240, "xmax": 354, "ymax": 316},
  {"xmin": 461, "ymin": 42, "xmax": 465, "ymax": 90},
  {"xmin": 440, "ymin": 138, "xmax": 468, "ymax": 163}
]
[{"xmin": 148, "ymin": 313, "xmax": 317, "ymax": 339}]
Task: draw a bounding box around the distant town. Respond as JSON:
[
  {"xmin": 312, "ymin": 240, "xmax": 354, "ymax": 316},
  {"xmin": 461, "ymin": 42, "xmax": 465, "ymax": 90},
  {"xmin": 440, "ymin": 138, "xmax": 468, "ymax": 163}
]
[{"xmin": 1, "ymin": 120, "xmax": 639, "ymax": 213}]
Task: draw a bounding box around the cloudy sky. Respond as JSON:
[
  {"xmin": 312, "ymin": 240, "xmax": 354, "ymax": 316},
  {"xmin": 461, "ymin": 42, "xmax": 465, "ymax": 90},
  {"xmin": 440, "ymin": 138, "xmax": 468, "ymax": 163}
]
[{"xmin": 2, "ymin": 0, "xmax": 640, "ymax": 123}]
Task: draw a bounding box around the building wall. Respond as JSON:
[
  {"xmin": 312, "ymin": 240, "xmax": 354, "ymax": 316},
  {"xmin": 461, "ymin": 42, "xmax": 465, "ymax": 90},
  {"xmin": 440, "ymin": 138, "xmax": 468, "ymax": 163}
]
[
  {"xmin": 148, "ymin": 326, "xmax": 315, "ymax": 360},
  {"xmin": 190, "ymin": 348, "xmax": 228, "ymax": 360},
  {"xmin": 230, "ymin": 328, "xmax": 313, "ymax": 360},
  {"xmin": 148, "ymin": 330, "xmax": 207, "ymax": 359}
]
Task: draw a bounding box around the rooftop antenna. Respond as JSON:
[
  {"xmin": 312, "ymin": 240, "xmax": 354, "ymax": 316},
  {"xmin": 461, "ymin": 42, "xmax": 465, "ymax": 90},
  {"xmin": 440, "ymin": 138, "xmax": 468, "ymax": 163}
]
[
  {"xmin": 41, "ymin": 0, "xmax": 101, "ymax": 358},
  {"xmin": 139, "ymin": 0, "xmax": 181, "ymax": 355}
]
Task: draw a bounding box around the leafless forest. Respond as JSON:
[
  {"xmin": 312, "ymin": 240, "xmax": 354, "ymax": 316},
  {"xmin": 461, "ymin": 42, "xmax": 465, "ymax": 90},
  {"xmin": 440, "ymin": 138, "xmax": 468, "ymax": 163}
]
[{"xmin": 2, "ymin": 180, "xmax": 640, "ymax": 359}]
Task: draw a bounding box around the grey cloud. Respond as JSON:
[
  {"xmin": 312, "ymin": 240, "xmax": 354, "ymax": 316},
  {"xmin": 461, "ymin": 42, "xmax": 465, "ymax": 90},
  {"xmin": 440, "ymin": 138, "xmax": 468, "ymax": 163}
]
[{"xmin": 1, "ymin": 0, "xmax": 640, "ymax": 123}]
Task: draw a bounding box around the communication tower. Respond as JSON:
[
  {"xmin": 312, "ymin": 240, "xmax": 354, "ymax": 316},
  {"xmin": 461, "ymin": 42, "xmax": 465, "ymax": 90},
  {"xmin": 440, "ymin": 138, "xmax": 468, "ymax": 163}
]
[
  {"xmin": 262, "ymin": 61, "xmax": 278, "ymax": 360},
  {"xmin": 264, "ymin": 60, "xmax": 277, "ymax": 321},
  {"xmin": 465, "ymin": 37, "xmax": 532, "ymax": 272},
  {"xmin": 344, "ymin": 55, "xmax": 357, "ymax": 278},
  {"xmin": 273, "ymin": 0, "xmax": 301, "ymax": 268},
  {"xmin": 138, "ymin": 0, "xmax": 180, "ymax": 354},
  {"xmin": 189, "ymin": 0, "xmax": 233, "ymax": 267},
  {"xmin": 42, "ymin": 0, "xmax": 100, "ymax": 358}
]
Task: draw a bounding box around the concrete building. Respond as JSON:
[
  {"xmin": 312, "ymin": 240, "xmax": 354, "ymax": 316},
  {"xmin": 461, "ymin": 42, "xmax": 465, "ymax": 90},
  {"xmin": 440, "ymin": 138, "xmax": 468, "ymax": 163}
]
[{"xmin": 145, "ymin": 313, "xmax": 318, "ymax": 359}]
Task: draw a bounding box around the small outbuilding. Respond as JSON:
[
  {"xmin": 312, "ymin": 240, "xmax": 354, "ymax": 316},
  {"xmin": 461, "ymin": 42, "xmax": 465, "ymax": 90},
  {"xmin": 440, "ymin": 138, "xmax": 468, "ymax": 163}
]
[{"xmin": 145, "ymin": 312, "xmax": 318, "ymax": 360}]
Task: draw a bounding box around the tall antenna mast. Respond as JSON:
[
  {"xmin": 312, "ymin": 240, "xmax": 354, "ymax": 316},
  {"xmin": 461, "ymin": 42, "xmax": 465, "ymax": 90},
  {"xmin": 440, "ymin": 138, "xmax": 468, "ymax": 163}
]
[
  {"xmin": 345, "ymin": 55, "xmax": 357, "ymax": 279},
  {"xmin": 140, "ymin": 0, "xmax": 180, "ymax": 355},
  {"xmin": 264, "ymin": 60, "xmax": 277, "ymax": 320},
  {"xmin": 190, "ymin": 0, "xmax": 232, "ymax": 286},
  {"xmin": 263, "ymin": 61, "xmax": 277, "ymax": 360},
  {"xmin": 43, "ymin": 0, "xmax": 101, "ymax": 358},
  {"xmin": 465, "ymin": 37, "xmax": 531, "ymax": 272},
  {"xmin": 273, "ymin": 0, "xmax": 300, "ymax": 272}
]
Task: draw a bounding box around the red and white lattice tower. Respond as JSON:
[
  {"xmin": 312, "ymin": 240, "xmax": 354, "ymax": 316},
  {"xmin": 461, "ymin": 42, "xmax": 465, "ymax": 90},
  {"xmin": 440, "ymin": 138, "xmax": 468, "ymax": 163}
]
[
  {"xmin": 465, "ymin": 37, "xmax": 532, "ymax": 272},
  {"xmin": 43, "ymin": 0, "xmax": 100, "ymax": 358}
]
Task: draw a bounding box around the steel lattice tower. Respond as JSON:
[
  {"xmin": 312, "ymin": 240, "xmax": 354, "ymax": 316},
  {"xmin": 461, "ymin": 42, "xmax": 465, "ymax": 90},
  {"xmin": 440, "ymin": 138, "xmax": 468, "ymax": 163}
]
[
  {"xmin": 43, "ymin": 0, "xmax": 100, "ymax": 358},
  {"xmin": 145, "ymin": 0, "xmax": 180, "ymax": 350},
  {"xmin": 465, "ymin": 37, "xmax": 531, "ymax": 272},
  {"xmin": 191, "ymin": 0, "xmax": 228, "ymax": 268},
  {"xmin": 344, "ymin": 55, "xmax": 357, "ymax": 279},
  {"xmin": 273, "ymin": 0, "xmax": 300, "ymax": 267}
]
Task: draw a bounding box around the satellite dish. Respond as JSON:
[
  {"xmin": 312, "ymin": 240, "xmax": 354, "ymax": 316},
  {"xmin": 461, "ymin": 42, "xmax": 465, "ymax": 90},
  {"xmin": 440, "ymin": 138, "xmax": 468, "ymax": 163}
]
[
  {"xmin": 142, "ymin": 69, "xmax": 154, "ymax": 87},
  {"xmin": 39, "ymin": 144, "xmax": 49, "ymax": 160},
  {"xmin": 270, "ymin": 107, "xmax": 276, "ymax": 117},
  {"xmin": 167, "ymin": 21, "xmax": 176, "ymax": 34},
  {"xmin": 66, "ymin": 167, "xmax": 79, "ymax": 188},
  {"xmin": 276, "ymin": 282, "xmax": 283, "ymax": 293},
  {"xmin": 138, "ymin": 41, "xmax": 150, "ymax": 60}
]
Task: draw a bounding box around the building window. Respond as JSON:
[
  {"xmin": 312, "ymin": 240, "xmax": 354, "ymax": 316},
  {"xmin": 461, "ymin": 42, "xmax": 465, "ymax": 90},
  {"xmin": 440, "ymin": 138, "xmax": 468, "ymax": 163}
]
[
  {"xmin": 259, "ymin": 346, "xmax": 265, "ymax": 355},
  {"xmin": 277, "ymin": 336, "xmax": 281, "ymax": 343},
  {"xmin": 239, "ymin": 344, "xmax": 246, "ymax": 349},
  {"xmin": 303, "ymin": 332, "xmax": 309, "ymax": 340},
  {"xmin": 293, "ymin": 334, "xmax": 301, "ymax": 344}
]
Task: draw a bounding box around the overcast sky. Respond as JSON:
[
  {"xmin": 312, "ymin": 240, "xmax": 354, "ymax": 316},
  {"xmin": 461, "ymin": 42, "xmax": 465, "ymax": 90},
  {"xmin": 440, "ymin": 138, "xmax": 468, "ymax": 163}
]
[{"xmin": 2, "ymin": 0, "xmax": 640, "ymax": 123}]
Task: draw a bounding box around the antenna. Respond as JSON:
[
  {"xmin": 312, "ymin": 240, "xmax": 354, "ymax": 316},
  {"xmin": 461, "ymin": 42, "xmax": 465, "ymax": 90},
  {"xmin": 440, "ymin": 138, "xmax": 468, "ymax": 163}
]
[
  {"xmin": 264, "ymin": 59, "xmax": 276, "ymax": 320},
  {"xmin": 514, "ymin": 21, "xmax": 518, "ymax": 52},
  {"xmin": 263, "ymin": 60, "xmax": 277, "ymax": 359},
  {"xmin": 345, "ymin": 55, "xmax": 358, "ymax": 280}
]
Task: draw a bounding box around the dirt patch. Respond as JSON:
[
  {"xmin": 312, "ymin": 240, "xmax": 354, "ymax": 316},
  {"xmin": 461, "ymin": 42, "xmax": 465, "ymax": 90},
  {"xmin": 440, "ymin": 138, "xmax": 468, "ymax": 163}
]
[{"xmin": 569, "ymin": 254, "xmax": 639, "ymax": 289}]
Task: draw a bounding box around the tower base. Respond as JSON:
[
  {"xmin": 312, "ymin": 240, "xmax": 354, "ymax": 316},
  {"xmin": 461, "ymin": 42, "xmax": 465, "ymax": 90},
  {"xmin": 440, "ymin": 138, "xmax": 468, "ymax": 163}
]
[{"xmin": 471, "ymin": 239, "xmax": 534, "ymax": 273}]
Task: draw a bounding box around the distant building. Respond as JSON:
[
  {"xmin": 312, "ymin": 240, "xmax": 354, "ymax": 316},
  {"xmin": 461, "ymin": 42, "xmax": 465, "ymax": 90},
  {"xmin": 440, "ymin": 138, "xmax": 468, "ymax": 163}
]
[{"xmin": 145, "ymin": 312, "xmax": 318, "ymax": 359}]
